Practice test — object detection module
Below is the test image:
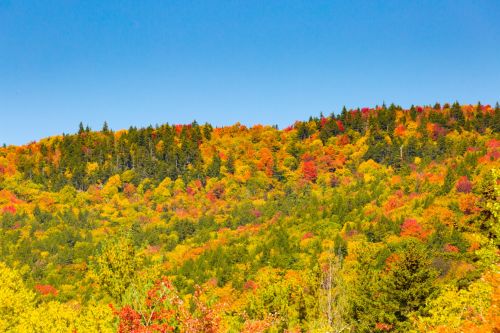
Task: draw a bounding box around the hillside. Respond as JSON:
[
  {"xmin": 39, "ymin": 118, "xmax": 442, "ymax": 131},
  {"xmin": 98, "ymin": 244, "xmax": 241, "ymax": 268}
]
[{"xmin": 0, "ymin": 102, "xmax": 499, "ymax": 332}]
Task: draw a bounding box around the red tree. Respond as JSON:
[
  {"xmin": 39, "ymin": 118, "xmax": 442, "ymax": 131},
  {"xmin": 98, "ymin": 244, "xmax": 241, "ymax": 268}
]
[
  {"xmin": 302, "ymin": 161, "xmax": 317, "ymax": 182},
  {"xmin": 456, "ymin": 176, "xmax": 472, "ymax": 193}
]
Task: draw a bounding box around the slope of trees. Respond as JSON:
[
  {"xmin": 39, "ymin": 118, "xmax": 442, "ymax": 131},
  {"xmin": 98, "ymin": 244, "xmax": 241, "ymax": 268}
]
[{"xmin": 0, "ymin": 102, "xmax": 498, "ymax": 332}]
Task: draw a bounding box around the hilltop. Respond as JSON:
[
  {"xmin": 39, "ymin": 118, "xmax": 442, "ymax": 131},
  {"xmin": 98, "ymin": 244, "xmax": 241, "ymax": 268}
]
[{"xmin": 0, "ymin": 102, "xmax": 499, "ymax": 332}]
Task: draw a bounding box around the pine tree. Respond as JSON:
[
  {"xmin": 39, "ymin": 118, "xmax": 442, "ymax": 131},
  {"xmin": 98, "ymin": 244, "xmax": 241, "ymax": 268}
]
[
  {"xmin": 78, "ymin": 122, "xmax": 85, "ymax": 134},
  {"xmin": 225, "ymin": 154, "xmax": 235, "ymax": 175},
  {"xmin": 450, "ymin": 102, "xmax": 465, "ymax": 128},
  {"xmin": 206, "ymin": 152, "xmax": 221, "ymax": 178},
  {"xmin": 410, "ymin": 105, "xmax": 417, "ymax": 122},
  {"xmin": 380, "ymin": 241, "xmax": 438, "ymax": 327}
]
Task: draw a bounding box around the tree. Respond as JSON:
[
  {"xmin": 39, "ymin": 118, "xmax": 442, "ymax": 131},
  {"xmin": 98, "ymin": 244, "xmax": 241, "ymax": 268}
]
[
  {"xmin": 319, "ymin": 118, "xmax": 340, "ymax": 144},
  {"xmin": 380, "ymin": 241, "xmax": 438, "ymax": 328},
  {"xmin": 206, "ymin": 152, "xmax": 221, "ymax": 178},
  {"xmin": 302, "ymin": 160, "xmax": 317, "ymax": 182},
  {"xmin": 78, "ymin": 122, "xmax": 85, "ymax": 134},
  {"xmin": 296, "ymin": 122, "xmax": 311, "ymax": 140},
  {"xmin": 113, "ymin": 278, "xmax": 220, "ymax": 333},
  {"xmin": 0, "ymin": 262, "xmax": 35, "ymax": 332},
  {"xmin": 91, "ymin": 237, "xmax": 138, "ymax": 303},
  {"xmin": 450, "ymin": 102, "xmax": 465, "ymax": 128},
  {"xmin": 225, "ymin": 154, "xmax": 235, "ymax": 175},
  {"xmin": 113, "ymin": 277, "xmax": 185, "ymax": 332},
  {"xmin": 203, "ymin": 123, "xmax": 213, "ymax": 141},
  {"xmin": 321, "ymin": 246, "xmax": 350, "ymax": 332}
]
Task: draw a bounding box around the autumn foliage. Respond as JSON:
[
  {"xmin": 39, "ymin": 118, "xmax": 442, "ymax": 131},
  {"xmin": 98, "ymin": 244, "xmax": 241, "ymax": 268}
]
[{"xmin": 0, "ymin": 102, "xmax": 498, "ymax": 332}]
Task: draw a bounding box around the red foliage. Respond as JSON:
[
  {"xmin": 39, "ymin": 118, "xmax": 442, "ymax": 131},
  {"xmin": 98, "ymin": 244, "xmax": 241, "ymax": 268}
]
[
  {"xmin": 456, "ymin": 176, "xmax": 472, "ymax": 193},
  {"xmin": 336, "ymin": 120, "xmax": 345, "ymax": 132},
  {"xmin": 113, "ymin": 277, "xmax": 182, "ymax": 333},
  {"xmin": 338, "ymin": 134, "xmax": 350, "ymax": 146},
  {"xmin": 113, "ymin": 305, "xmax": 143, "ymax": 333},
  {"xmin": 244, "ymin": 279, "xmax": 258, "ymax": 290},
  {"xmin": 174, "ymin": 124, "xmax": 183, "ymax": 134},
  {"xmin": 302, "ymin": 161, "xmax": 317, "ymax": 182},
  {"xmin": 113, "ymin": 278, "xmax": 220, "ymax": 333},
  {"xmin": 400, "ymin": 218, "xmax": 429, "ymax": 240},
  {"xmin": 486, "ymin": 139, "xmax": 500, "ymax": 149},
  {"xmin": 444, "ymin": 244, "xmax": 459, "ymax": 253},
  {"xmin": 252, "ymin": 209, "xmax": 262, "ymax": 218},
  {"xmin": 375, "ymin": 322, "xmax": 393, "ymax": 331},
  {"xmin": 186, "ymin": 186, "xmax": 195, "ymax": 196},
  {"xmin": 301, "ymin": 232, "xmax": 314, "ymax": 240},
  {"xmin": 431, "ymin": 124, "xmax": 446, "ymax": 140},
  {"xmin": 2, "ymin": 205, "xmax": 16, "ymax": 214},
  {"xmin": 35, "ymin": 284, "xmax": 58, "ymax": 296}
]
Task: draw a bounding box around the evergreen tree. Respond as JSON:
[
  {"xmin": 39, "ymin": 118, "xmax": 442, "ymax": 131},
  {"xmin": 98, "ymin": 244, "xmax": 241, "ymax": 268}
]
[
  {"xmin": 206, "ymin": 152, "xmax": 221, "ymax": 178},
  {"xmin": 450, "ymin": 102, "xmax": 465, "ymax": 128},
  {"xmin": 225, "ymin": 154, "xmax": 235, "ymax": 175},
  {"xmin": 296, "ymin": 122, "xmax": 310, "ymax": 140},
  {"xmin": 409, "ymin": 105, "xmax": 417, "ymax": 122},
  {"xmin": 380, "ymin": 241, "xmax": 438, "ymax": 328},
  {"xmin": 78, "ymin": 122, "xmax": 85, "ymax": 134}
]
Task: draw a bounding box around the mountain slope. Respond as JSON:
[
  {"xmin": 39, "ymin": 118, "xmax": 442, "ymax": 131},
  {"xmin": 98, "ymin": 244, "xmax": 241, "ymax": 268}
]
[{"xmin": 0, "ymin": 102, "xmax": 499, "ymax": 332}]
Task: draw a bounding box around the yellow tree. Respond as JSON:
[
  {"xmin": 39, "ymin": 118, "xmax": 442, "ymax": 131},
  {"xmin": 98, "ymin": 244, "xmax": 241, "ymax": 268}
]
[
  {"xmin": 0, "ymin": 262, "xmax": 35, "ymax": 332},
  {"xmin": 91, "ymin": 237, "xmax": 138, "ymax": 303}
]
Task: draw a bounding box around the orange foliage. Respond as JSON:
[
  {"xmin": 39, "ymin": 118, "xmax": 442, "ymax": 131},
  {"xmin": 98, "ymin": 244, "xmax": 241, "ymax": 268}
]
[
  {"xmin": 375, "ymin": 322, "xmax": 393, "ymax": 331},
  {"xmin": 35, "ymin": 284, "xmax": 58, "ymax": 296},
  {"xmin": 394, "ymin": 124, "xmax": 406, "ymax": 137},
  {"xmin": 458, "ymin": 194, "xmax": 480, "ymax": 215},
  {"xmin": 384, "ymin": 253, "xmax": 400, "ymax": 272},
  {"xmin": 257, "ymin": 148, "xmax": 274, "ymax": 177}
]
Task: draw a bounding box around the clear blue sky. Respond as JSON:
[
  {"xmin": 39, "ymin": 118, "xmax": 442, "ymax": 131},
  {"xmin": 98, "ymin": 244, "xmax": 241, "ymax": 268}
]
[{"xmin": 1, "ymin": 1, "xmax": 499, "ymax": 145}]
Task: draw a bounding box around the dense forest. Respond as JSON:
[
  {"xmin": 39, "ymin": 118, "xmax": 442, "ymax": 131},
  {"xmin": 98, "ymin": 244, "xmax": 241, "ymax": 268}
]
[{"xmin": 0, "ymin": 102, "xmax": 499, "ymax": 332}]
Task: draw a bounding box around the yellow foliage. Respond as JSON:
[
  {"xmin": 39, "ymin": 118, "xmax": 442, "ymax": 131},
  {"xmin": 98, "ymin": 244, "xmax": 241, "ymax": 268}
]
[
  {"xmin": 86, "ymin": 162, "xmax": 99, "ymax": 175},
  {"xmin": 102, "ymin": 174, "xmax": 122, "ymax": 197},
  {"xmin": 0, "ymin": 262, "xmax": 35, "ymax": 332},
  {"xmin": 18, "ymin": 301, "xmax": 77, "ymax": 333},
  {"xmin": 75, "ymin": 301, "xmax": 115, "ymax": 333}
]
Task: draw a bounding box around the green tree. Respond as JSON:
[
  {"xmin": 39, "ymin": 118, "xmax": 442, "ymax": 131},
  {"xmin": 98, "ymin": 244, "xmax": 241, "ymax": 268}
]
[
  {"xmin": 206, "ymin": 152, "xmax": 221, "ymax": 178},
  {"xmin": 380, "ymin": 241, "xmax": 438, "ymax": 329}
]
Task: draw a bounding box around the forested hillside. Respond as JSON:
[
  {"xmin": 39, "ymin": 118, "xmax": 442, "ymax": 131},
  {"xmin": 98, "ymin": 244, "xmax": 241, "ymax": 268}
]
[{"xmin": 0, "ymin": 102, "xmax": 499, "ymax": 332}]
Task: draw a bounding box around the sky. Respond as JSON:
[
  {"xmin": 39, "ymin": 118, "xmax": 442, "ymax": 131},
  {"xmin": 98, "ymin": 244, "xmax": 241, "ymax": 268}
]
[{"xmin": 1, "ymin": 1, "xmax": 499, "ymax": 145}]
